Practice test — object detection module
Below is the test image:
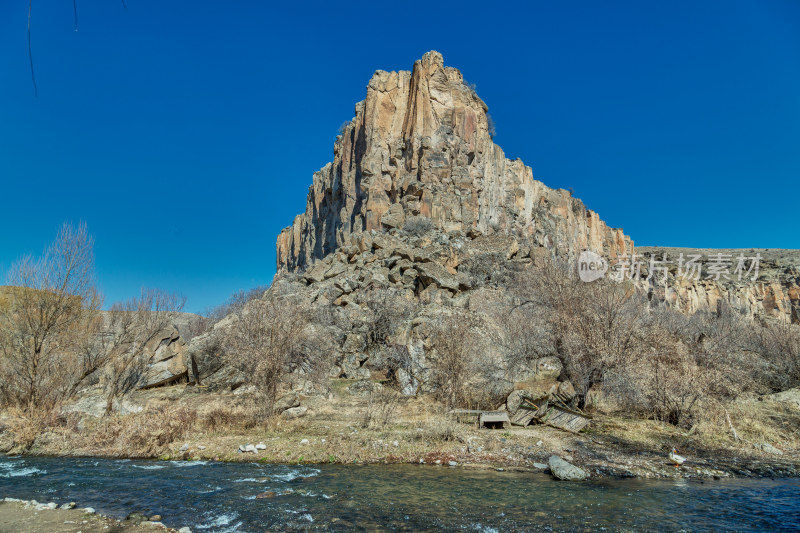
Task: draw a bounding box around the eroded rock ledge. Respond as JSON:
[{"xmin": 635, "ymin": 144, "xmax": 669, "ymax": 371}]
[{"xmin": 277, "ymin": 51, "xmax": 632, "ymax": 273}]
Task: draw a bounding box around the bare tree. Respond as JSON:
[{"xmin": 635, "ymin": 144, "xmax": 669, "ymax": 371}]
[
  {"xmin": 183, "ymin": 284, "xmax": 269, "ymax": 341},
  {"xmin": 0, "ymin": 223, "xmax": 101, "ymax": 411},
  {"xmin": 100, "ymin": 289, "xmax": 186, "ymax": 414},
  {"xmin": 429, "ymin": 316, "xmax": 473, "ymax": 409},
  {"xmin": 223, "ymin": 294, "xmax": 318, "ymax": 414}
]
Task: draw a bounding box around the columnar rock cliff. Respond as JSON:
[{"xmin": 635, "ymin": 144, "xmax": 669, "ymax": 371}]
[
  {"xmin": 275, "ymin": 52, "xmax": 798, "ymax": 325},
  {"xmin": 277, "ymin": 51, "xmax": 632, "ymax": 272}
]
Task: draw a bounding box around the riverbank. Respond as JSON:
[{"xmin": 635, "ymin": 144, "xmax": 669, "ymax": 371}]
[
  {"xmin": 2, "ymin": 381, "xmax": 799, "ymax": 480},
  {"xmin": 0, "ymin": 498, "xmax": 191, "ymax": 532}
]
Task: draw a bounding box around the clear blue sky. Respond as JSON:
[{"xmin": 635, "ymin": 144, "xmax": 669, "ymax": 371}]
[{"xmin": 1, "ymin": 1, "xmax": 798, "ymax": 313}]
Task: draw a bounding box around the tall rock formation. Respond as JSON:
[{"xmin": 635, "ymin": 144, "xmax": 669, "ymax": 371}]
[
  {"xmin": 277, "ymin": 51, "xmax": 632, "ymax": 272},
  {"xmin": 275, "ymin": 51, "xmax": 798, "ymax": 325}
]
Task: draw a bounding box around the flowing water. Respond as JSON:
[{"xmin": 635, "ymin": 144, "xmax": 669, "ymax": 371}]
[{"xmin": 1, "ymin": 456, "xmax": 798, "ymax": 532}]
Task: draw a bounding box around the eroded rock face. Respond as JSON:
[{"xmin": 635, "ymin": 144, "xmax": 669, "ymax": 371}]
[
  {"xmin": 637, "ymin": 247, "xmax": 800, "ymax": 324},
  {"xmin": 141, "ymin": 327, "xmax": 188, "ymax": 388},
  {"xmin": 277, "ymin": 51, "xmax": 632, "ymax": 273},
  {"xmin": 275, "ymin": 51, "xmax": 799, "ymax": 324}
]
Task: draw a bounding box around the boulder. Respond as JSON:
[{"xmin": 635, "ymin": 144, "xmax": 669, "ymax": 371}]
[
  {"xmin": 141, "ymin": 327, "xmax": 189, "ymax": 388},
  {"xmin": 416, "ymin": 262, "xmax": 462, "ymax": 292},
  {"xmin": 347, "ymin": 380, "xmax": 382, "ymax": 396},
  {"xmin": 767, "ymin": 388, "xmax": 800, "ymax": 409},
  {"xmin": 342, "ymin": 333, "xmax": 366, "ymax": 353},
  {"xmin": 125, "ymin": 512, "xmax": 149, "ymax": 524},
  {"xmin": 395, "ymin": 368, "xmax": 419, "ymax": 396},
  {"xmin": 754, "ymin": 442, "xmax": 783, "ymax": 455},
  {"xmin": 548, "ymin": 455, "xmax": 588, "ymax": 481},
  {"xmin": 186, "ymin": 331, "xmax": 246, "ymax": 389},
  {"xmin": 557, "ymin": 381, "xmax": 576, "ymax": 400},
  {"xmin": 506, "ymin": 390, "xmax": 528, "ymax": 413},
  {"xmin": 274, "ymin": 392, "xmax": 300, "ymax": 413},
  {"xmin": 381, "ymin": 204, "xmax": 405, "ymax": 229},
  {"xmin": 535, "ymin": 357, "xmax": 563, "ymax": 381},
  {"xmin": 280, "ymin": 406, "xmax": 308, "ymax": 419}
]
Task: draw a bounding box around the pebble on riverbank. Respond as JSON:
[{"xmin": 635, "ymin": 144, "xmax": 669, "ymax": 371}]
[{"xmin": 0, "ymin": 497, "xmax": 193, "ymax": 533}]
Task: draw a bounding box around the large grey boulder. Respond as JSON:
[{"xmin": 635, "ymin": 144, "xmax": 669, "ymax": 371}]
[
  {"xmin": 506, "ymin": 390, "xmax": 528, "ymax": 413},
  {"xmin": 274, "ymin": 392, "xmax": 300, "ymax": 413},
  {"xmin": 754, "ymin": 442, "xmax": 783, "ymax": 455},
  {"xmin": 548, "ymin": 455, "xmax": 588, "ymax": 481},
  {"xmin": 280, "ymin": 406, "xmax": 308, "ymax": 419},
  {"xmin": 186, "ymin": 330, "xmax": 246, "ymax": 390},
  {"xmin": 767, "ymin": 388, "xmax": 800, "ymax": 408},
  {"xmin": 535, "ymin": 357, "xmax": 563, "ymax": 381}
]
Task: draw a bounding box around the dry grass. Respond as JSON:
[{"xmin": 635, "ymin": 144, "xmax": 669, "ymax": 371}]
[{"xmin": 1, "ymin": 380, "xmax": 797, "ymax": 478}]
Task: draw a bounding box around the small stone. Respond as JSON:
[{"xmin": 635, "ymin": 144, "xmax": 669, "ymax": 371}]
[
  {"xmin": 255, "ymin": 443, "xmax": 267, "ymax": 450},
  {"xmin": 533, "ymin": 463, "xmax": 548, "ymax": 469},
  {"xmin": 149, "ymin": 515, "xmax": 162, "ymax": 521},
  {"xmin": 83, "ymin": 508, "xmax": 95, "ymax": 514},
  {"xmin": 448, "ymin": 461, "xmax": 457, "ymax": 466},
  {"xmin": 179, "ymin": 443, "xmax": 189, "ymax": 452},
  {"xmin": 392, "ymin": 440, "xmax": 399, "ymax": 447},
  {"xmin": 755, "ymin": 442, "xmax": 783, "ymax": 455},
  {"xmin": 60, "ymin": 502, "xmax": 76, "ymax": 509},
  {"xmin": 300, "ymin": 439, "xmax": 310, "ymax": 445},
  {"xmin": 125, "ymin": 512, "xmax": 148, "ymax": 524},
  {"xmin": 536, "ymin": 440, "xmax": 543, "ymax": 447},
  {"xmin": 178, "ymin": 528, "xmax": 193, "ymax": 533}
]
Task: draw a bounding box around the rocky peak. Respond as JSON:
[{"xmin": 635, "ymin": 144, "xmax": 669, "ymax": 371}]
[{"xmin": 277, "ymin": 51, "xmax": 633, "ymax": 272}]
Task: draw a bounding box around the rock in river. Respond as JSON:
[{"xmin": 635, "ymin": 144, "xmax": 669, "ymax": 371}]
[{"xmin": 548, "ymin": 455, "xmax": 588, "ymax": 481}]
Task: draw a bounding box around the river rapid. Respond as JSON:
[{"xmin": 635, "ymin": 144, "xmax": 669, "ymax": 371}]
[{"xmin": 1, "ymin": 456, "xmax": 798, "ymax": 532}]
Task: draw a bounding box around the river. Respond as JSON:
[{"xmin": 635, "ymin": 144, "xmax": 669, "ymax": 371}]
[{"xmin": 1, "ymin": 456, "xmax": 798, "ymax": 532}]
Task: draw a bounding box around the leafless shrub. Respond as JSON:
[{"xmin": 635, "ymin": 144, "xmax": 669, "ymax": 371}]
[
  {"xmin": 505, "ymin": 255, "xmax": 800, "ymax": 427},
  {"xmin": 747, "ymin": 320, "xmax": 800, "ymax": 391},
  {"xmin": 203, "ymin": 408, "xmax": 239, "ymax": 432},
  {"xmin": 363, "ymin": 289, "xmax": 418, "ymax": 349},
  {"xmin": 223, "ymin": 293, "xmax": 324, "ymax": 415},
  {"xmin": 429, "ymin": 317, "xmax": 471, "ymax": 409},
  {"xmin": 417, "ymin": 411, "xmax": 460, "ymax": 443},
  {"xmin": 401, "ymin": 217, "xmax": 435, "ymax": 237},
  {"xmin": 117, "ymin": 406, "xmax": 197, "ymax": 453},
  {"xmin": 185, "ymin": 285, "xmax": 270, "ymax": 340},
  {"xmin": 460, "ymin": 252, "xmax": 518, "ymax": 286},
  {"xmin": 360, "ymin": 388, "xmax": 401, "ymax": 429},
  {"xmin": 487, "ymin": 113, "xmax": 496, "ymax": 138}
]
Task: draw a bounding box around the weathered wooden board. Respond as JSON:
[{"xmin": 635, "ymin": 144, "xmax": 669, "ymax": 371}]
[
  {"xmin": 538, "ymin": 405, "xmax": 592, "ymax": 433},
  {"xmin": 510, "ymin": 409, "xmax": 536, "ymax": 426}
]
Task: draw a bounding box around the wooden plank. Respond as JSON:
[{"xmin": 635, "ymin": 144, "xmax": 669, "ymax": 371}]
[
  {"xmin": 510, "ymin": 410, "xmax": 536, "ymax": 426},
  {"xmin": 539, "ymin": 405, "xmax": 592, "ymax": 433}
]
